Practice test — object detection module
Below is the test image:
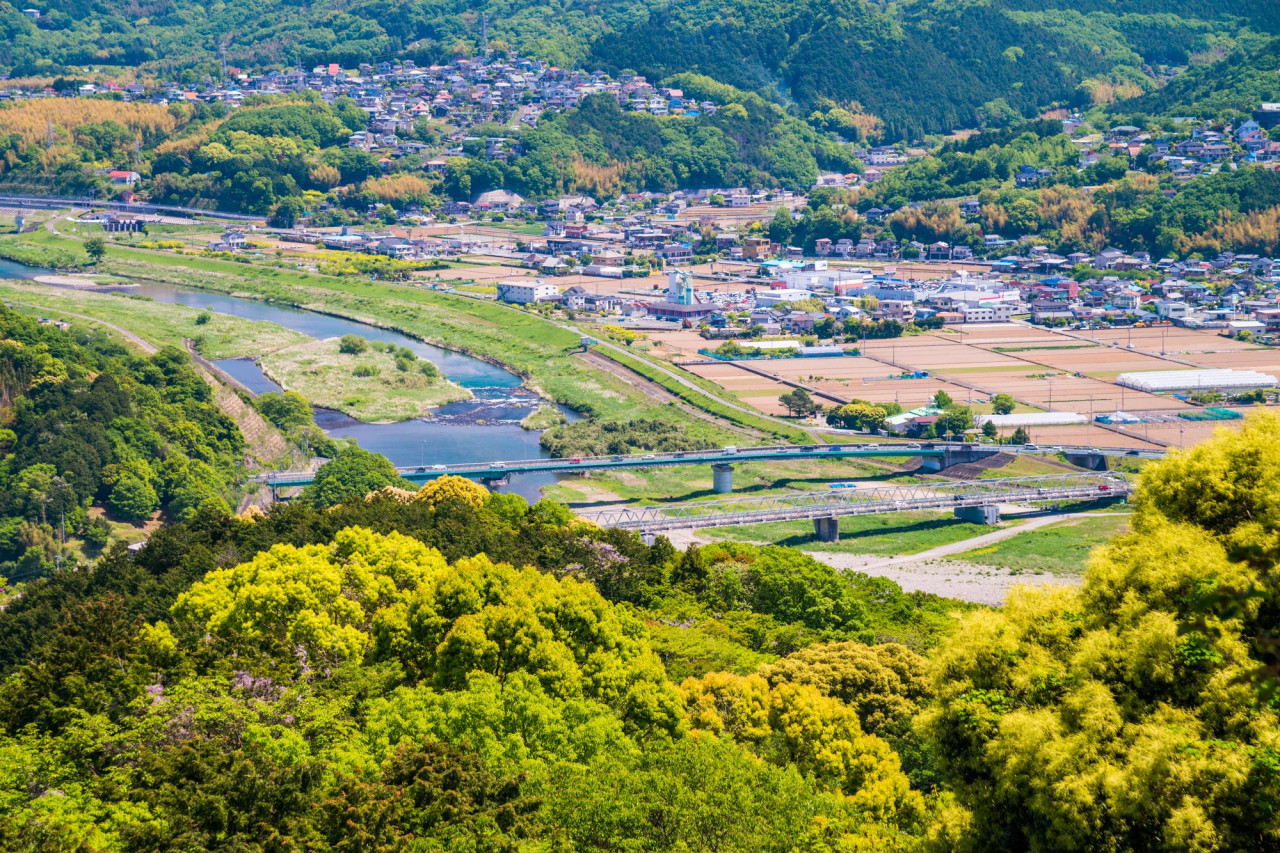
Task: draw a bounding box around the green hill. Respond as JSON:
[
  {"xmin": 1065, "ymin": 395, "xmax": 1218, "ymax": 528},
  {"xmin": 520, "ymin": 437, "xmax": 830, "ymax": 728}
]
[{"xmin": 3, "ymin": 0, "xmax": 1277, "ymax": 140}]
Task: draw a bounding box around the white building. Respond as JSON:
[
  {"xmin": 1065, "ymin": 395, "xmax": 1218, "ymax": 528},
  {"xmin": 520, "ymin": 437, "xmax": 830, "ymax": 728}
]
[
  {"xmin": 497, "ymin": 279, "xmax": 561, "ymax": 304},
  {"xmin": 775, "ymin": 266, "xmax": 872, "ymax": 293},
  {"xmin": 755, "ymin": 288, "xmax": 818, "ymax": 308},
  {"xmin": 961, "ymin": 304, "xmax": 1015, "ymax": 323}
]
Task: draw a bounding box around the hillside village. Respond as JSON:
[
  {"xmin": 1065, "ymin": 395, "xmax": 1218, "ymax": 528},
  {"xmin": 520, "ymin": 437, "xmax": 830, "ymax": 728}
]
[{"xmin": 4, "ymin": 54, "xmax": 1279, "ymax": 205}]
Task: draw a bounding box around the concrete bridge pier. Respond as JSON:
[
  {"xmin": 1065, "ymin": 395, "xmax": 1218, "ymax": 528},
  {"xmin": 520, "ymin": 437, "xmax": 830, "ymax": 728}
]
[
  {"xmin": 1064, "ymin": 452, "xmax": 1109, "ymax": 471},
  {"xmin": 641, "ymin": 532, "xmax": 657, "ymax": 546},
  {"xmin": 954, "ymin": 504, "xmax": 1000, "ymax": 525},
  {"xmin": 480, "ymin": 475, "xmax": 510, "ymax": 489},
  {"xmin": 813, "ymin": 516, "xmax": 840, "ymax": 542},
  {"xmin": 918, "ymin": 448, "xmax": 1001, "ymax": 473},
  {"xmin": 712, "ymin": 463, "xmax": 735, "ymax": 494}
]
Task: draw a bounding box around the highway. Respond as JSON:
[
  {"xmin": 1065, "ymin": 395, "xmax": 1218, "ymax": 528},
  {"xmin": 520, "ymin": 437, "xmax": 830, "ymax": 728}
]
[
  {"xmin": 256, "ymin": 442, "xmax": 1165, "ymax": 487},
  {"xmin": 579, "ymin": 473, "xmax": 1132, "ymax": 532},
  {"xmin": 0, "ymin": 193, "xmax": 263, "ymax": 222}
]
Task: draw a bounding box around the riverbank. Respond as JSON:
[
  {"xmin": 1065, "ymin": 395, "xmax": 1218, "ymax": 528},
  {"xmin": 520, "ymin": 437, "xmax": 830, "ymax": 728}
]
[
  {"xmin": 258, "ymin": 337, "xmax": 471, "ymax": 422},
  {"xmin": 0, "ymin": 279, "xmax": 308, "ymax": 358},
  {"xmin": 0, "ymin": 230, "xmax": 749, "ymax": 445}
]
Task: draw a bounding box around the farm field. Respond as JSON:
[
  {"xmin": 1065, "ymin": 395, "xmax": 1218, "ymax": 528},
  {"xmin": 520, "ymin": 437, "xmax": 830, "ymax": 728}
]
[{"xmin": 663, "ymin": 320, "xmax": 1280, "ymax": 452}]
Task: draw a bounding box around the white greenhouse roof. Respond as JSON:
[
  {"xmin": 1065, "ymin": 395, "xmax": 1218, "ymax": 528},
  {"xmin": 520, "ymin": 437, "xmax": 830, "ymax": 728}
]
[
  {"xmin": 976, "ymin": 412, "xmax": 1088, "ymax": 427},
  {"xmin": 1116, "ymin": 369, "xmax": 1278, "ymax": 392}
]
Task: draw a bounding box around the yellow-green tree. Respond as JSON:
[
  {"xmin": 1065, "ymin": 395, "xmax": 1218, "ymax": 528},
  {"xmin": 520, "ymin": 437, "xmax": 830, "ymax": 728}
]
[
  {"xmin": 415, "ymin": 475, "xmax": 490, "ymax": 510},
  {"xmin": 920, "ymin": 412, "xmax": 1280, "ymax": 852},
  {"xmin": 375, "ymin": 552, "xmax": 684, "ymax": 736},
  {"xmin": 173, "ymin": 527, "xmax": 447, "ymax": 663},
  {"xmin": 681, "ymin": 671, "xmax": 923, "ymax": 822},
  {"xmin": 759, "ymin": 641, "xmax": 928, "ymax": 735}
]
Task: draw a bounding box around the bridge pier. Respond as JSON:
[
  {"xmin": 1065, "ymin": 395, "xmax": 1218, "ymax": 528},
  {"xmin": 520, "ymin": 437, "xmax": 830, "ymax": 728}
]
[
  {"xmin": 919, "ymin": 448, "xmax": 1001, "ymax": 473},
  {"xmin": 641, "ymin": 532, "xmax": 657, "ymax": 546},
  {"xmin": 813, "ymin": 516, "xmax": 840, "ymax": 542},
  {"xmin": 1064, "ymin": 452, "xmax": 1109, "ymax": 471},
  {"xmin": 712, "ymin": 463, "xmax": 734, "ymax": 494},
  {"xmin": 954, "ymin": 504, "xmax": 1000, "ymax": 525}
]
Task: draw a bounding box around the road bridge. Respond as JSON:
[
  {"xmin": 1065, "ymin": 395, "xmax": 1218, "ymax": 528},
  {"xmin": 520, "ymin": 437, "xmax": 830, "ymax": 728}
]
[
  {"xmin": 578, "ymin": 473, "xmax": 1131, "ymax": 539},
  {"xmin": 256, "ymin": 442, "xmax": 1162, "ymax": 495}
]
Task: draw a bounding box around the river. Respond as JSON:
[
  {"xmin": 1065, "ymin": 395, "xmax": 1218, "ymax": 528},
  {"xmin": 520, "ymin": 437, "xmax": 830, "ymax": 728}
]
[{"xmin": 3, "ymin": 259, "xmax": 577, "ymax": 502}]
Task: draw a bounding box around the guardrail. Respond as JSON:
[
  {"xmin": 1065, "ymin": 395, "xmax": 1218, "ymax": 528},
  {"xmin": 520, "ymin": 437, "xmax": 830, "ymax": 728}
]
[
  {"xmin": 580, "ymin": 473, "xmax": 1131, "ymax": 531},
  {"xmin": 0, "ymin": 193, "xmax": 263, "ymax": 222},
  {"xmin": 254, "ymin": 442, "xmax": 1164, "ymax": 486}
]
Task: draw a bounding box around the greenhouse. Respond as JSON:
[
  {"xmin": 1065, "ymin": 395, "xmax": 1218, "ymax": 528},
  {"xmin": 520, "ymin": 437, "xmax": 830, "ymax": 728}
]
[
  {"xmin": 976, "ymin": 412, "xmax": 1088, "ymax": 427},
  {"xmin": 1115, "ymin": 369, "xmax": 1278, "ymax": 393}
]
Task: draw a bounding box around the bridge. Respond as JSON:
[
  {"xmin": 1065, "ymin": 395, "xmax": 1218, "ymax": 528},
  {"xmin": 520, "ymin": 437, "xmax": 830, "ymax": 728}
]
[
  {"xmin": 578, "ymin": 473, "xmax": 1132, "ymax": 540},
  {"xmin": 256, "ymin": 442, "xmax": 1163, "ymax": 494},
  {"xmin": 0, "ymin": 193, "xmax": 264, "ymax": 222}
]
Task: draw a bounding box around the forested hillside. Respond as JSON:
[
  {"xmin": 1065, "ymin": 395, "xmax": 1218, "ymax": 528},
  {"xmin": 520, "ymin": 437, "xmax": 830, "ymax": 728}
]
[
  {"xmin": 1, "ymin": 0, "xmax": 1275, "ymax": 140},
  {"xmin": 6, "ymin": 401, "xmax": 1280, "ymax": 848},
  {"xmin": 1112, "ymin": 36, "xmax": 1280, "ymax": 121},
  {"xmin": 0, "ymin": 307, "xmax": 245, "ymax": 584}
]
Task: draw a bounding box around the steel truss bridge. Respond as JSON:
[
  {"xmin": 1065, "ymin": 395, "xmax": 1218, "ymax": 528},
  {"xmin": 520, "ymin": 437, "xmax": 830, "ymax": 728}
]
[
  {"xmin": 579, "ymin": 473, "xmax": 1131, "ymax": 534},
  {"xmin": 256, "ymin": 443, "xmax": 1162, "ymax": 488}
]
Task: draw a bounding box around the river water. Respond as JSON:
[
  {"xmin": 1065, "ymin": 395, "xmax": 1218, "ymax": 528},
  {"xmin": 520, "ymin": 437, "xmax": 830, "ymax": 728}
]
[{"xmin": 3, "ymin": 260, "xmax": 575, "ymax": 501}]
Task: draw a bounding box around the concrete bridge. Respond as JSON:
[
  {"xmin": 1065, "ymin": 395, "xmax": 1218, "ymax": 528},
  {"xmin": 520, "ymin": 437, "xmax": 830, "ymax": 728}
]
[
  {"xmin": 256, "ymin": 442, "xmax": 1163, "ymax": 496},
  {"xmin": 578, "ymin": 473, "xmax": 1132, "ymax": 540}
]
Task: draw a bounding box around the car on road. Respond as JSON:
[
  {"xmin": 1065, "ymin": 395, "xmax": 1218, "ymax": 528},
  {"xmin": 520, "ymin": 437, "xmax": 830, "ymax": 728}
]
[
  {"xmin": 722, "ymin": 446, "xmax": 738, "ymax": 455},
  {"xmin": 571, "ymin": 457, "xmax": 582, "ymax": 464}
]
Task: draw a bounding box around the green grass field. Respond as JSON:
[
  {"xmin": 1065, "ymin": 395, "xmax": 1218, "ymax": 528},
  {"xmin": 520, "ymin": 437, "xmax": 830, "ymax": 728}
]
[
  {"xmin": 954, "ymin": 513, "xmax": 1131, "ymax": 575},
  {"xmin": 546, "ymin": 457, "xmax": 915, "ymax": 505},
  {"xmin": 259, "ymin": 337, "xmax": 469, "ymax": 422},
  {"xmin": 701, "ymin": 510, "xmax": 1001, "ymax": 556},
  {"xmin": 0, "ymin": 280, "xmax": 309, "ymax": 358}
]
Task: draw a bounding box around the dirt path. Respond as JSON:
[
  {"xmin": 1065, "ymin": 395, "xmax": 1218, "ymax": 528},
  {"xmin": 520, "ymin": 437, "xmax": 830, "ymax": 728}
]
[
  {"xmin": 657, "ymin": 510, "xmax": 1112, "ymax": 606},
  {"xmin": 25, "ymin": 304, "xmax": 158, "ymax": 353},
  {"xmin": 17, "ymin": 297, "xmax": 289, "ymax": 470},
  {"xmin": 835, "ymin": 511, "xmax": 1099, "ymax": 574}
]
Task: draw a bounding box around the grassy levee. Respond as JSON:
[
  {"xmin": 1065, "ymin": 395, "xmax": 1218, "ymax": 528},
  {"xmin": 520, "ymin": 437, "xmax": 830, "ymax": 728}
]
[
  {"xmin": 703, "ymin": 510, "xmax": 1001, "ymax": 555},
  {"xmin": 600, "ymin": 347, "xmax": 811, "ymax": 443},
  {"xmin": 6, "ymin": 232, "xmax": 745, "ymax": 441},
  {"xmin": 544, "ymin": 457, "xmax": 914, "ymax": 505},
  {"xmin": 0, "ymin": 280, "xmax": 309, "ymax": 357},
  {"xmin": 954, "ymin": 513, "xmax": 1132, "ymax": 575},
  {"xmin": 0, "ymin": 237, "xmax": 86, "ymax": 270}
]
